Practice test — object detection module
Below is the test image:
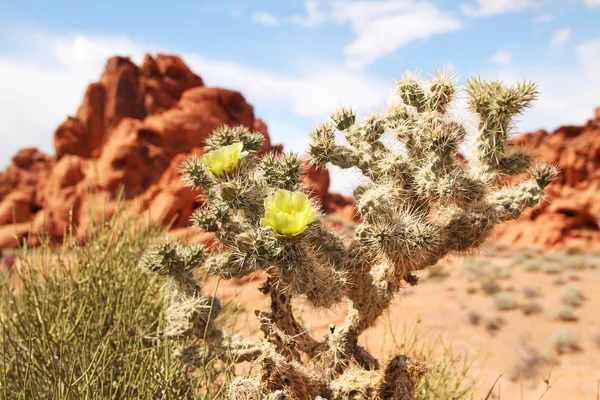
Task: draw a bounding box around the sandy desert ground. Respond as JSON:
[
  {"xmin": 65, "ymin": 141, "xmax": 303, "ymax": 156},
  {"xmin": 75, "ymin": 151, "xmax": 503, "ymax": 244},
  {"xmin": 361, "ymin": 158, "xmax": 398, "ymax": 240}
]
[{"xmin": 212, "ymin": 244, "xmax": 600, "ymax": 400}]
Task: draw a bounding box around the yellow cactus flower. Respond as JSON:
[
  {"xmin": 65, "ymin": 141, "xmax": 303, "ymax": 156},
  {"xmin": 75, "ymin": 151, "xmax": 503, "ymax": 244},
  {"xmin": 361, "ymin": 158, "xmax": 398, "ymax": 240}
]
[
  {"xmin": 202, "ymin": 142, "xmax": 248, "ymax": 176},
  {"xmin": 260, "ymin": 189, "xmax": 318, "ymax": 236}
]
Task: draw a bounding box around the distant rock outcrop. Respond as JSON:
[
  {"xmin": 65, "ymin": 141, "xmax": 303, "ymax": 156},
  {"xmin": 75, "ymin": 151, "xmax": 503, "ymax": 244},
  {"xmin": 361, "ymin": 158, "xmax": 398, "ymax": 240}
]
[
  {"xmin": 493, "ymin": 107, "xmax": 600, "ymax": 250},
  {"xmin": 0, "ymin": 54, "xmax": 349, "ymax": 248}
]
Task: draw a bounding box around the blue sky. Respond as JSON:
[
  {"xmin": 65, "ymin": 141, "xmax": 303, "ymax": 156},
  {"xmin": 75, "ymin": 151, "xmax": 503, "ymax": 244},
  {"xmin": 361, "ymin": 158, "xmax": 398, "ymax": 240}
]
[{"xmin": 1, "ymin": 0, "xmax": 599, "ymax": 193}]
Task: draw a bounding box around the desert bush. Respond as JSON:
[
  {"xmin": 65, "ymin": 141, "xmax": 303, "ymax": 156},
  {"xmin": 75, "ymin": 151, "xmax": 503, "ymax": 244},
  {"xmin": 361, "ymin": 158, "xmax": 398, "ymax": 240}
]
[
  {"xmin": 551, "ymin": 328, "xmax": 579, "ymax": 354},
  {"xmin": 552, "ymin": 275, "xmax": 566, "ymax": 286},
  {"xmin": 565, "ymin": 246, "xmax": 583, "ymax": 255},
  {"xmin": 484, "ymin": 316, "xmax": 504, "ymax": 333},
  {"xmin": 555, "ymin": 306, "xmax": 578, "ymax": 322},
  {"xmin": 0, "ymin": 213, "xmax": 198, "ymax": 399},
  {"xmin": 140, "ymin": 72, "xmax": 556, "ymax": 399},
  {"xmin": 426, "ymin": 263, "xmax": 450, "ymax": 280},
  {"xmin": 481, "ymin": 277, "xmax": 502, "ymax": 296},
  {"xmin": 513, "ymin": 247, "xmax": 543, "ymax": 261},
  {"xmin": 560, "ymin": 286, "xmax": 584, "ymax": 307},
  {"xmin": 521, "ymin": 259, "xmax": 541, "ymax": 272},
  {"xmin": 494, "ymin": 292, "xmax": 518, "ymax": 311},
  {"xmin": 562, "ymin": 254, "xmax": 588, "ymax": 270},
  {"xmin": 564, "ymin": 271, "xmax": 580, "ymax": 281},
  {"xmin": 521, "ymin": 301, "xmax": 543, "ymax": 316},
  {"xmin": 467, "ymin": 311, "xmax": 481, "ymax": 325},
  {"xmin": 541, "ymin": 262, "xmax": 562, "ymax": 274},
  {"xmin": 522, "ymin": 286, "xmax": 542, "ymax": 299}
]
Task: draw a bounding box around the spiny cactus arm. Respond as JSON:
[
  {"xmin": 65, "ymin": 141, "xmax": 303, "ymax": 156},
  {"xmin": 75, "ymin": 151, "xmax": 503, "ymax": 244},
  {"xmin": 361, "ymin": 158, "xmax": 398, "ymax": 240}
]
[
  {"xmin": 258, "ymin": 152, "xmax": 304, "ymax": 192},
  {"xmin": 303, "ymin": 220, "xmax": 350, "ymax": 268},
  {"xmin": 176, "ymin": 333, "xmax": 265, "ymax": 367},
  {"xmin": 467, "ymin": 78, "xmax": 538, "ymax": 176},
  {"xmin": 255, "ymin": 310, "xmax": 302, "ymax": 362},
  {"xmin": 139, "ymin": 236, "xmax": 206, "ymax": 296},
  {"xmin": 487, "ymin": 163, "xmax": 559, "ymax": 220},
  {"xmin": 308, "ymin": 122, "xmax": 360, "ymax": 170},
  {"xmin": 204, "ymin": 124, "xmax": 266, "ymax": 153}
]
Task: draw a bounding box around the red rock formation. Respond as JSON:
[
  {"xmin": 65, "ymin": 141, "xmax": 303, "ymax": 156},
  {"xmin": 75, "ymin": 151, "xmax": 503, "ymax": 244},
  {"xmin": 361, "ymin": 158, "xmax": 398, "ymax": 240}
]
[
  {"xmin": 493, "ymin": 107, "xmax": 600, "ymax": 250},
  {"xmin": 0, "ymin": 54, "xmax": 346, "ymax": 249}
]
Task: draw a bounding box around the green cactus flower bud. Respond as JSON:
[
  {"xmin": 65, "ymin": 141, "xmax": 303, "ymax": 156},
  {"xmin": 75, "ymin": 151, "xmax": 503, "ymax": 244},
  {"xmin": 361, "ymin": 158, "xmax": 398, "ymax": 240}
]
[
  {"xmin": 236, "ymin": 232, "xmax": 256, "ymax": 253},
  {"xmin": 202, "ymin": 142, "xmax": 248, "ymax": 176},
  {"xmin": 260, "ymin": 189, "xmax": 318, "ymax": 236},
  {"xmin": 220, "ymin": 182, "xmax": 240, "ymax": 201}
]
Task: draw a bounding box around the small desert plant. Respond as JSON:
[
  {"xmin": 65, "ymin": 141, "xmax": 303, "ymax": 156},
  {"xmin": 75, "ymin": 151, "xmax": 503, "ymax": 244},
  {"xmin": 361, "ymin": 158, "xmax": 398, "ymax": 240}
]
[
  {"xmin": 552, "ymin": 275, "xmax": 566, "ymax": 285},
  {"xmin": 481, "ymin": 277, "xmax": 502, "ymax": 296},
  {"xmin": 484, "ymin": 316, "xmax": 504, "ymax": 333},
  {"xmin": 426, "ymin": 263, "xmax": 450, "ymax": 280},
  {"xmin": 565, "ymin": 246, "xmax": 583, "ymax": 255},
  {"xmin": 140, "ymin": 71, "xmax": 556, "ymax": 399},
  {"xmin": 494, "ymin": 291, "xmax": 518, "ymax": 311},
  {"xmin": 560, "ymin": 286, "xmax": 585, "ymax": 307},
  {"xmin": 541, "ymin": 262, "xmax": 562, "ymax": 274},
  {"xmin": 562, "ymin": 254, "xmax": 588, "ymax": 270},
  {"xmin": 522, "ymin": 286, "xmax": 542, "ymax": 299},
  {"xmin": 551, "ymin": 328, "xmax": 580, "ymax": 354},
  {"xmin": 0, "ymin": 212, "xmax": 197, "ymax": 399},
  {"xmin": 467, "ymin": 311, "xmax": 481, "ymax": 325},
  {"xmin": 521, "ymin": 259, "xmax": 541, "ymax": 272},
  {"xmin": 521, "ymin": 301, "xmax": 543, "ymax": 316},
  {"xmin": 555, "ymin": 306, "xmax": 578, "ymax": 322},
  {"xmin": 564, "ymin": 271, "xmax": 581, "ymax": 281}
]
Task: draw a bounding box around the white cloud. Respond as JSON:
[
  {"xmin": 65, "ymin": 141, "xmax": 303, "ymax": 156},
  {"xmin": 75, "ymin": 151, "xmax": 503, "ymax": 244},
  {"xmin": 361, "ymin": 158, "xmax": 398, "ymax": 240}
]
[
  {"xmin": 583, "ymin": 0, "xmax": 600, "ymax": 8},
  {"xmin": 251, "ymin": 11, "xmax": 279, "ymax": 26},
  {"xmin": 491, "ymin": 50, "xmax": 513, "ymax": 65},
  {"xmin": 462, "ymin": 0, "xmax": 538, "ymax": 17},
  {"xmin": 183, "ymin": 56, "xmax": 388, "ymax": 119},
  {"xmin": 531, "ymin": 13, "xmax": 554, "ymax": 23},
  {"xmin": 550, "ymin": 27, "xmax": 572, "ymax": 46},
  {"xmin": 287, "ymin": 0, "xmax": 462, "ymax": 68},
  {"xmin": 290, "ymin": 0, "xmax": 328, "ymax": 27},
  {"xmin": 335, "ymin": 1, "xmax": 462, "ymax": 68}
]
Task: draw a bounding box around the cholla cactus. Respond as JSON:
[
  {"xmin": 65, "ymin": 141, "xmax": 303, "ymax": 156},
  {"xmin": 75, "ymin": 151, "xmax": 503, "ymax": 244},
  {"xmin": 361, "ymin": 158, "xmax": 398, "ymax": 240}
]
[{"xmin": 139, "ymin": 72, "xmax": 557, "ymax": 400}]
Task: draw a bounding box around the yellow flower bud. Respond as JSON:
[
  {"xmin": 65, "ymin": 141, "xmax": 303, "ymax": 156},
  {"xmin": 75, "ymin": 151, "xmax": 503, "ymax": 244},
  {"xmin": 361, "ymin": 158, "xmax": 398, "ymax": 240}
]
[
  {"xmin": 260, "ymin": 189, "xmax": 318, "ymax": 236},
  {"xmin": 202, "ymin": 142, "xmax": 248, "ymax": 176}
]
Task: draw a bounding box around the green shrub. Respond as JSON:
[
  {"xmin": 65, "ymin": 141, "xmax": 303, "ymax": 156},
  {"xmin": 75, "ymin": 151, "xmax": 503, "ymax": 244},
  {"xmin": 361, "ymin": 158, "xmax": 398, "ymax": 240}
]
[
  {"xmin": 541, "ymin": 262, "xmax": 562, "ymax": 274},
  {"xmin": 521, "ymin": 301, "xmax": 543, "ymax": 316},
  {"xmin": 494, "ymin": 292, "xmax": 518, "ymax": 311},
  {"xmin": 551, "ymin": 328, "xmax": 579, "ymax": 354},
  {"xmin": 0, "ymin": 214, "xmax": 198, "ymax": 400},
  {"xmin": 555, "ymin": 306, "xmax": 578, "ymax": 322},
  {"xmin": 522, "ymin": 259, "xmax": 541, "ymax": 272},
  {"xmin": 560, "ymin": 286, "xmax": 584, "ymax": 307}
]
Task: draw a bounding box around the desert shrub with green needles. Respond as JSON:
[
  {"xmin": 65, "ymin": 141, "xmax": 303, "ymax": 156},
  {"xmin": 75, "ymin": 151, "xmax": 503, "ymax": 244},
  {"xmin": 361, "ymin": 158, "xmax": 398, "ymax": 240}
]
[
  {"xmin": 0, "ymin": 213, "xmax": 198, "ymax": 400},
  {"xmin": 140, "ymin": 71, "xmax": 558, "ymax": 399}
]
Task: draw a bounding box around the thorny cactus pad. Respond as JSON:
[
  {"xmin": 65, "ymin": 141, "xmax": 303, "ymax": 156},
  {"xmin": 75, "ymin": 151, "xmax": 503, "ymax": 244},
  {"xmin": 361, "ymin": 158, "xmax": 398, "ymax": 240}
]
[{"xmin": 140, "ymin": 71, "xmax": 558, "ymax": 400}]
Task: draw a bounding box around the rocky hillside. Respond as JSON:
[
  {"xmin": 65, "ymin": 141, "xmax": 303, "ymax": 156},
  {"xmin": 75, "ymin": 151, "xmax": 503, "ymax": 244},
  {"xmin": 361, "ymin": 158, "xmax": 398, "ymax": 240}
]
[
  {"xmin": 493, "ymin": 107, "xmax": 600, "ymax": 250},
  {"xmin": 0, "ymin": 54, "xmax": 351, "ymax": 248}
]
